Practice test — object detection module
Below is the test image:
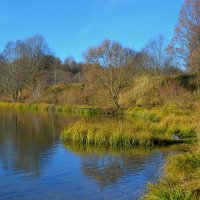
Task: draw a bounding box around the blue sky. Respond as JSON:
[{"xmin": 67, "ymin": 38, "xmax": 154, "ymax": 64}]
[{"xmin": 0, "ymin": 0, "xmax": 183, "ymax": 61}]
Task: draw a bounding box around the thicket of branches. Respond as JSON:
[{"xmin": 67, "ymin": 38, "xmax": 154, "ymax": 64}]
[{"xmin": 0, "ymin": 0, "xmax": 199, "ymax": 110}]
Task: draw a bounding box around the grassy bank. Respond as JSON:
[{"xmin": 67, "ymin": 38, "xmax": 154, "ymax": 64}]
[
  {"xmin": 142, "ymin": 105, "xmax": 200, "ymax": 199},
  {"xmin": 61, "ymin": 105, "xmax": 197, "ymax": 148},
  {"xmin": 62, "ymin": 105, "xmax": 198, "ymax": 147},
  {"xmin": 62, "ymin": 119, "xmax": 179, "ymax": 147},
  {"xmin": 0, "ymin": 102, "xmax": 110, "ymax": 116},
  {"xmin": 144, "ymin": 148, "xmax": 200, "ymax": 200},
  {"xmin": 1, "ymin": 102, "xmax": 197, "ymax": 148}
]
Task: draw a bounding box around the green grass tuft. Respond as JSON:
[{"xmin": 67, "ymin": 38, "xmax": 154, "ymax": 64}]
[
  {"xmin": 144, "ymin": 150, "xmax": 200, "ymax": 200},
  {"xmin": 61, "ymin": 119, "xmax": 181, "ymax": 148},
  {"xmin": 0, "ymin": 102, "xmax": 108, "ymax": 116}
]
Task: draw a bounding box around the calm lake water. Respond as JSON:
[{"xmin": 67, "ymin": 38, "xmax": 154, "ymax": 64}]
[{"xmin": 0, "ymin": 109, "xmax": 172, "ymax": 200}]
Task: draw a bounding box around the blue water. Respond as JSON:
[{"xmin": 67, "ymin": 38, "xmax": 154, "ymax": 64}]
[{"xmin": 0, "ymin": 109, "xmax": 170, "ymax": 200}]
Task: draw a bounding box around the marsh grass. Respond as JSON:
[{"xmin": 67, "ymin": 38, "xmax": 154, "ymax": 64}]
[
  {"xmin": 145, "ymin": 181, "xmax": 198, "ymax": 200},
  {"xmin": 142, "ymin": 106, "xmax": 200, "ymax": 199},
  {"xmin": 62, "ymin": 105, "xmax": 197, "ymax": 148},
  {"xmin": 0, "ymin": 102, "xmax": 106, "ymax": 116},
  {"xmin": 144, "ymin": 150, "xmax": 200, "ymax": 200},
  {"xmin": 128, "ymin": 107, "xmax": 162, "ymax": 122},
  {"xmin": 61, "ymin": 119, "xmax": 184, "ymax": 148}
]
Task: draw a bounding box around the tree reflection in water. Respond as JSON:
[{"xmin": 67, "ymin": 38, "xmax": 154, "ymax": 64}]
[
  {"xmin": 0, "ymin": 109, "xmax": 176, "ymax": 200},
  {"xmin": 0, "ymin": 109, "xmax": 77, "ymax": 177},
  {"xmin": 65, "ymin": 144, "xmax": 170, "ymax": 188}
]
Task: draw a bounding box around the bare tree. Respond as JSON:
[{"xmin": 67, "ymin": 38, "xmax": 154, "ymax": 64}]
[
  {"xmin": 172, "ymin": 0, "xmax": 200, "ymax": 68},
  {"xmin": 0, "ymin": 41, "xmax": 26, "ymax": 102},
  {"xmin": 0, "ymin": 35, "xmax": 56, "ymax": 102},
  {"xmin": 63, "ymin": 56, "xmax": 85, "ymax": 84},
  {"xmin": 50, "ymin": 57, "xmax": 62, "ymax": 103},
  {"xmin": 23, "ymin": 35, "xmax": 51, "ymax": 99},
  {"xmin": 172, "ymin": 0, "xmax": 200, "ymax": 94},
  {"xmin": 84, "ymin": 40, "xmax": 135, "ymax": 111},
  {"xmin": 143, "ymin": 34, "xmax": 167, "ymax": 74}
]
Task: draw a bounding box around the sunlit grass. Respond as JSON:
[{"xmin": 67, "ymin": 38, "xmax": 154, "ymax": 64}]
[
  {"xmin": 0, "ymin": 102, "xmax": 105, "ymax": 116},
  {"xmin": 143, "ymin": 108, "xmax": 200, "ymax": 200},
  {"xmin": 62, "ymin": 105, "xmax": 197, "ymax": 147},
  {"xmin": 61, "ymin": 119, "xmax": 185, "ymax": 148},
  {"xmin": 144, "ymin": 150, "xmax": 200, "ymax": 200}
]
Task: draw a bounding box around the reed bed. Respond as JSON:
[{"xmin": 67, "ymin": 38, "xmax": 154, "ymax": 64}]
[
  {"xmin": 143, "ymin": 110, "xmax": 200, "ymax": 200},
  {"xmin": 144, "ymin": 149, "xmax": 200, "ymax": 200},
  {"xmin": 62, "ymin": 105, "xmax": 198, "ymax": 148},
  {"xmin": 61, "ymin": 119, "xmax": 184, "ymax": 148},
  {"xmin": 0, "ymin": 102, "xmax": 105, "ymax": 115}
]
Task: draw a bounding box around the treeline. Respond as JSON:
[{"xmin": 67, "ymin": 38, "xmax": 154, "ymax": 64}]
[
  {"xmin": 0, "ymin": 0, "xmax": 199, "ymax": 110},
  {"xmin": 0, "ymin": 35, "xmax": 85, "ymax": 102}
]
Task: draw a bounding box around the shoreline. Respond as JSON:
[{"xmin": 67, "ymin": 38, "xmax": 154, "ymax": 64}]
[{"xmin": 0, "ymin": 101, "xmax": 199, "ymax": 199}]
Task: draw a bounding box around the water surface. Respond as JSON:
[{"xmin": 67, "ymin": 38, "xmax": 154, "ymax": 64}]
[{"xmin": 0, "ymin": 109, "xmax": 171, "ymax": 200}]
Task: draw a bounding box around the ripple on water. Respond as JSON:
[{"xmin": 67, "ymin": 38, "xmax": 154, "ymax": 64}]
[{"xmin": 0, "ymin": 109, "xmax": 172, "ymax": 200}]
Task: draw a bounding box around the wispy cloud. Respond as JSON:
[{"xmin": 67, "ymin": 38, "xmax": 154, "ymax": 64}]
[
  {"xmin": 76, "ymin": 0, "xmax": 135, "ymax": 39},
  {"xmin": 77, "ymin": 25, "xmax": 93, "ymax": 38},
  {"xmin": 76, "ymin": 1, "xmax": 100, "ymax": 39}
]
